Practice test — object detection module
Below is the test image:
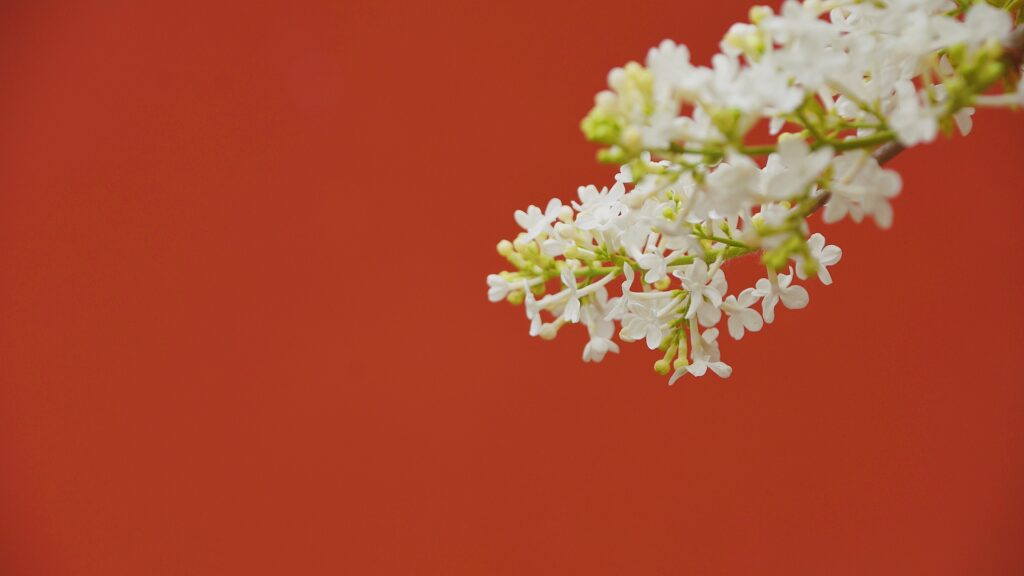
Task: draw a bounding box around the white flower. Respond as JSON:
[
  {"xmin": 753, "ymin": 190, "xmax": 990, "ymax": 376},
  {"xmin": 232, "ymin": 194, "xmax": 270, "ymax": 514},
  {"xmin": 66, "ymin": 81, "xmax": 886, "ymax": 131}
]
[
  {"xmin": 763, "ymin": 0, "xmax": 830, "ymax": 44},
  {"xmin": 581, "ymin": 288, "xmax": 620, "ymax": 362},
  {"xmin": 669, "ymin": 327, "xmax": 732, "ymax": 383},
  {"xmin": 514, "ymin": 198, "xmax": 563, "ymax": 241},
  {"xmin": 560, "ymin": 268, "xmax": 581, "ymax": 323},
  {"xmin": 620, "ymin": 196, "xmax": 674, "ymax": 253},
  {"xmin": 620, "ymin": 299, "xmax": 668, "ymax": 349},
  {"xmin": 763, "ymin": 138, "xmax": 834, "ymax": 200},
  {"xmin": 522, "ymin": 282, "xmax": 542, "ymax": 337},
  {"xmin": 953, "ymin": 107, "xmax": 974, "ymax": 136},
  {"xmin": 698, "ymin": 265, "xmax": 728, "ymax": 328},
  {"xmin": 722, "ymin": 288, "xmax": 764, "ymax": 340},
  {"xmin": 889, "ymin": 81, "xmax": 938, "ymax": 147},
  {"xmin": 487, "ymin": 274, "xmax": 512, "ymax": 303},
  {"xmin": 636, "ymin": 251, "xmax": 669, "ymax": 284},
  {"xmin": 573, "ymin": 182, "xmax": 629, "ymax": 231},
  {"xmin": 754, "ymin": 269, "xmax": 809, "ymax": 324},
  {"xmin": 646, "ymin": 39, "xmax": 695, "ymax": 103},
  {"xmin": 583, "ymin": 325, "xmax": 619, "ymax": 362},
  {"xmin": 702, "ymin": 54, "xmax": 762, "ymax": 112},
  {"xmin": 540, "ymin": 222, "xmax": 577, "ymax": 257},
  {"xmin": 604, "ymin": 263, "xmax": 635, "ymax": 321},
  {"xmin": 962, "ymin": 3, "xmax": 1012, "ymax": 47},
  {"xmin": 674, "ymin": 259, "xmax": 725, "ymax": 322},
  {"xmin": 721, "ymin": 22, "xmax": 760, "ymax": 58},
  {"xmin": 675, "ymin": 104, "xmax": 725, "ymax": 143},
  {"xmin": 795, "ymin": 233, "xmax": 842, "ymax": 285},
  {"xmin": 744, "ymin": 57, "xmax": 806, "ymax": 113},
  {"xmin": 824, "ymin": 153, "xmax": 902, "ymax": 228},
  {"xmin": 763, "ymin": 1, "xmax": 847, "ymax": 91},
  {"xmin": 705, "ymin": 152, "xmax": 761, "ymax": 217}
]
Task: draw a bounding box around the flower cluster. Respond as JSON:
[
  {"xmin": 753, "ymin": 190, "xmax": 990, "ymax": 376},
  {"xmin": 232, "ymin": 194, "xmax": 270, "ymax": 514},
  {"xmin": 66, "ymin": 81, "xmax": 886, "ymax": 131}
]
[{"xmin": 488, "ymin": 0, "xmax": 1024, "ymax": 383}]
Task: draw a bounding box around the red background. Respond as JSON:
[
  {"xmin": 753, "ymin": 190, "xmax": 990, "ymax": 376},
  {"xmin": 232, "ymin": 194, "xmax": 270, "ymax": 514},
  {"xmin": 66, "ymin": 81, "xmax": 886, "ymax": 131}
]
[{"xmin": 1, "ymin": 1, "xmax": 1022, "ymax": 574}]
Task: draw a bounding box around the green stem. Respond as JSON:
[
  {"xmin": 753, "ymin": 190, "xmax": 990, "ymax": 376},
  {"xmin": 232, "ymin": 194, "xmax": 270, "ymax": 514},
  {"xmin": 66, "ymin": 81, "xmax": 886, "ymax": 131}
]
[
  {"xmin": 699, "ymin": 235, "xmax": 750, "ymax": 249},
  {"xmin": 827, "ymin": 130, "xmax": 896, "ymax": 151}
]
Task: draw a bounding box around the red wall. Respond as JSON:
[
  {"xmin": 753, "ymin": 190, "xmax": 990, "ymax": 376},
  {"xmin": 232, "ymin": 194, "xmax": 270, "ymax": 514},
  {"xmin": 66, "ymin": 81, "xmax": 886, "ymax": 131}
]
[{"xmin": 1, "ymin": 1, "xmax": 1022, "ymax": 574}]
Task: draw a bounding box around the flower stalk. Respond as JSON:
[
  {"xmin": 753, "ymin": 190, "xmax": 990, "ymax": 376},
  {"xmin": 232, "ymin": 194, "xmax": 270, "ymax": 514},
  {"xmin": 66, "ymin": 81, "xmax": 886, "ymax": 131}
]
[{"xmin": 488, "ymin": 2, "xmax": 1024, "ymax": 382}]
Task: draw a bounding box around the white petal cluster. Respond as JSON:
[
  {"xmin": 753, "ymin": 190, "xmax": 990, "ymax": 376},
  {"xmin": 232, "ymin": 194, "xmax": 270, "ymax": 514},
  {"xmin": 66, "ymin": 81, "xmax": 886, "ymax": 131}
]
[{"xmin": 488, "ymin": 0, "xmax": 1022, "ymax": 382}]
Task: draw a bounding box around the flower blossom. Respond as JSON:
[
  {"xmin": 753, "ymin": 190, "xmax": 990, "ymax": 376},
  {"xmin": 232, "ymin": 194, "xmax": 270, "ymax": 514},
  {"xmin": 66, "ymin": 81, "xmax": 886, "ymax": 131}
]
[
  {"xmin": 488, "ymin": 0, "xmax": 1021, "ymax": 382},
  {"xmin": 754, "ymin": 269, "xmax": 809, "ymax": 324}
]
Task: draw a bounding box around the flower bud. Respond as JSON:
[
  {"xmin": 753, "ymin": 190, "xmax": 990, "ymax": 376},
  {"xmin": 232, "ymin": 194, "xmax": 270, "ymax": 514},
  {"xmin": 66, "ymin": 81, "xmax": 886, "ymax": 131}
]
[
  {"xmin": 978, "ymin": 61, "xmax": 1005, "ymax": 87},
  {"xmin": 594, "ymin": 90, "xmax": 616, "ymax": 109},
  {"xmin": 539, "ymin": 323, "xmax": 558, "ymax": 340},
  {"xmin": 748, "ymin": 5, "xmax": 771, "ymax": 24},
  {"xmin": 557, "ymin": 205, "xmax": 574, "ymax": 223},
  {"xmin": 623, "ymin": 61, "xmax": 652, "ymax": 92},
  {"xmin": 581, "ymin": 109, "xmax": 622, "ymax": 145},
  {"xmin": 597, "ymin": 145, "xmax": 629, "ymax": 164},
  {"xmin": 623, "ymin": 126, "xmax": 642, "ymax": 150},
  {"xmin": 654, "ymin": 359, "xmax": 671, "ymax": 376},
  {"xmin": 711, "ymin": 108, "xmax": 742, "ymax": 138},
  {"xmin": 512, "ymin": 234, "xmax": 530, "ymax": 253},
  {"xmin": 607, "ymin": 66, "xmax": 626, "ymax": 90},
  {"xmin": 947, "ymin": 43, "xmax": 966, "ymax": 66},
  {"xmin": 943, "ymin": 76, "xmax": 967, "ymax": 97}
]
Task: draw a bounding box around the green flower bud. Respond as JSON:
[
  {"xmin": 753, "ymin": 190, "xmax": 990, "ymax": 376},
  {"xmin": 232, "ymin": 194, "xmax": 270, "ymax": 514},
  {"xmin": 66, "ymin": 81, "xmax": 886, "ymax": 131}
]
[
  {"xmin": 762, "ymin": 248, "xmax": 788, "ymax": 271},
  {"xmin": 943, "ymin": 76, "xmax": 967, "ymax": 97},
  {"xmin": 748, "ymin": 5, "xmax": 771, "ymax": 24},
  {"xmin": 623, "ymin": 61, "xmax": 653, "ymax": 93},
  {"xmin": 512, "ymin": 234, "xmax": 530, "ymax": 253},
  {"xmin": 978, "ymin": 61, "xmax": 1006, "ymax": 87},
  {"xmin": 711, "ymin": 108, "xmax": 742, "ymax": 138},
  {"xmin": 947, "ymin": 43, "xmax": 966, "ymax": 66},
  {"xmin": 981, "ymin": 38, "xmax": 1004, "ymax": 60},
  {"xmin": 628, "ymin": 158, "xmax": 649, "ymax": 180},
  {"xmin": 724, "ymin": 26, "xmax": 765, "ymax": 58},
  {"xmin": 674, "ymin": 337, "xmax": 688, "ymax": 369},
  {"xmin": 597, "ymin": 145, "xmax": 629, "ymax": 164},
  {"xmin": 654, "ymin": 359, "xmax": 671, "ymax": 376},
  {"xmin": 580, "ymin": 109, "xmax": 622, "ymax": 145},
  {"xmin": 506, "ymin": 253, "xmax": 528, "ymax": 270},
  {"xmin": 622, "ymin": 125, "xmax": 642, "ymax": 150}
]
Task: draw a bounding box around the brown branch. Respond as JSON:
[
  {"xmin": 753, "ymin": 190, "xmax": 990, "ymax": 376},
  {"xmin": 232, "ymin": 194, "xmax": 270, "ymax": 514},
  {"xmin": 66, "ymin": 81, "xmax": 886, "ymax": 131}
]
[
  {"xmin": 871, "ymin": 140, "xmax": 905, "ymax": 165},
  {"xmin": 1006, "ymin": 26, "xmax": 1024, "ymax": 70}
]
